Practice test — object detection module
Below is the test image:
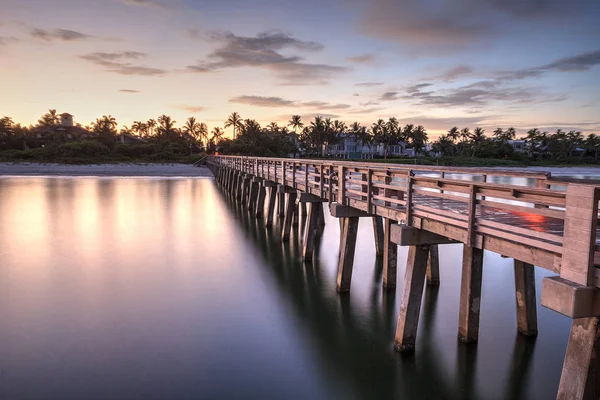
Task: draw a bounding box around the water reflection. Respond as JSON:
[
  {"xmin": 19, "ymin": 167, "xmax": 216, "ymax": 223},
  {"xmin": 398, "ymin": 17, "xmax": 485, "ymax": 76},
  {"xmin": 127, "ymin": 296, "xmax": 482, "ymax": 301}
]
[{"xmin": 0, "ymin": 177, "xmax": 572, "ymax": 399}]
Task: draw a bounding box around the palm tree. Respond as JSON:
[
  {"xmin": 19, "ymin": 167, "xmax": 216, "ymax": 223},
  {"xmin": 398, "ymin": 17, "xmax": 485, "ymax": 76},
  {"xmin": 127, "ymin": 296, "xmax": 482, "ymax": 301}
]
[
  {"xmin": 131, "ymin": 121, "xmax": 146, "ymax": 137},
  {"xmin": 585, "ymin": 133, "xmax": 600, "ymax": 161},
  {"xmin": 211, "ymin": 127, "xmax": 224, "ymax": 144},
  {"xmin": 470, "ymin": 127, "xmax": 486, "ymax": 157},
  {"xmin": 447, "ymin": 127, "xmax": 459, "ymax": 143},
  {"xmin": 504, "ymin": 127, "xmax": 516, "ymax": 141},
  {"xmin": 157, "ymin": 115, "xmax": 177, "ymax": 139},
  {"xmin": 492, "ymin": 127, "xmax": 504, "ymax": 141},
  {"xmin": 288, "ymin": 115, "xmax": 303, "ymax": 133},
  {"xmin": 224, "ymin": 112, "xmax": 243, "ymax": 139},
  {"xmin": 183, "ymin": 117, "xmax": 202, "ymax": 142},
  {"xmin": 267, "ymin": 122, "xmax": 279, "ymax": 133},
  {"xmin": 146, "ymin": 119, "xmax": 157, "ymax": 137},
  {"xmin": 525, "ymin": 128, "xmax": 540, "ymax": 158},
  {"xmin": 37, "ymin": 109, "xmax": 60, "ymax": 126}
]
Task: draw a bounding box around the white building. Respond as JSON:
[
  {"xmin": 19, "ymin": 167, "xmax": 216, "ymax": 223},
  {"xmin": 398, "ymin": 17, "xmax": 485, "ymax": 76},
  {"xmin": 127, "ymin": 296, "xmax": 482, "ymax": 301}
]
[
  {"xmin": 60, "ymin": 113, "xmax": 74, "ymax": 127},
  {"xmin": 323, "ymin": 134, "xmax": 412, "ymax": 159}
]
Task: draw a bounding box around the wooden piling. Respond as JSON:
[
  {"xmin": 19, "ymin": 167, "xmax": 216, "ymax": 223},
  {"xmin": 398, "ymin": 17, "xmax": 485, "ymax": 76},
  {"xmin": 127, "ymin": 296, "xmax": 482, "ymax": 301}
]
[
  {"xmin": 302, "ymin": 203, "xmax": 320, "ymax": 261},
  {"xmin": 373, "ymin": 216, "xmax": 384, "ymax": 257},
  {"xmin": 292, "ymin": 201, "xmax": 299, "ymax": 227},
  {"xmin": 278, "ymin": 192, "xmax": 285, "ymax": 218},
  {"xmin": 394, "ymin": 244, "xmax": 430, "ymax": 352},
  {"xmin": 426, "ymin": 244, "xmax": 441, "ymax": 286},
  {"xmin": 255, "ymin": 183, "xmax": 266, "ymax": 219},
  {"xmin": 248, "ymin": 180, "xmax": 259, "ymax": 211},
  {"xmin": 336, "ymin": 217, "xmax": 359, "ymax": 292},
  {"xmin": 382, "ymin": 218, "xmax": 398, "ymax": 290},
  {"xmin": 458, "ymin": 245, "xmax": 484, "ymax": 343},
  {"xmin": 282, "ymin": 191, "xmax": 297, "ymax": 241},
  {"xmin": 514, "ymin": 260, "xmax": 538, "ymax": 336},
  {"xmin": 557, "ymin": 317, "xmax": 600, "ymax": 400},
  {"xmin": 266, "ymin": 187, "xmax": 277, "ymax": 227}
]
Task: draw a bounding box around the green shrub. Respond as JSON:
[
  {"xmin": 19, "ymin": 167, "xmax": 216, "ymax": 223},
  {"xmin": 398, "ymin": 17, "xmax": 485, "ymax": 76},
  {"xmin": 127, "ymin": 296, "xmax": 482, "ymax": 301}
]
[{"xmin": 56, "ymin": 141, "xmax": 111, "ymax": 157}]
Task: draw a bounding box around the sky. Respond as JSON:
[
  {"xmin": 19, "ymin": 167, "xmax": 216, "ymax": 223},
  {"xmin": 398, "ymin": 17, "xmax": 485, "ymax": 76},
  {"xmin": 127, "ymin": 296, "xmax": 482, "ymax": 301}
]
[{"xmin": 1, "ymin": 0, "xmax": 599, "ymax": 138}]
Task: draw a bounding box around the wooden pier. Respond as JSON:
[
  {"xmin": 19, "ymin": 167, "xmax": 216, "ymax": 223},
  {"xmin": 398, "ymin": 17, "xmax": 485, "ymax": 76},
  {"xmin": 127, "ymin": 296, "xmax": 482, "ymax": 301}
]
[{"xmin": 207, "ymin": 155, "xmax": 600, "ymax": 400}]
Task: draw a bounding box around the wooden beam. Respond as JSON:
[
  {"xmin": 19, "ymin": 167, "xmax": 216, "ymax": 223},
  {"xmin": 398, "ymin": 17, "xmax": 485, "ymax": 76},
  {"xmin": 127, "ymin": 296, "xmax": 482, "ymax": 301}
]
[
  {"xmin": 394, "ymin": 244, "xmax": 430, "ymax": 352},
  {"xmin": 426, "ymin": 244, "xmax": 440, "ymax": 286},
  {"xmin": 281, "ymin": 191, "xmax": 297, "ymax": 241},
  {"xmin": 277, "ymin": 191, "xmax": 285, "ymax": 218},
  {"xmin": 330, "ymin": 203, "xmax": 372, "ymax": 218},
  {"xmin": 557, "ymin": 317, "xmax": 600, "ymax": 400},
  {"xmin": 303, "ymin": 202, "xmax": 320, "ymax": 261},
  {"xmin": 336, "ymin": 217, "xmax": 359, "ymax": 292},
  {"xmin": 383, "ymin": 218, "xmax": 398, "ymax": 290},
  {"xmin": 373, "ymin": 216, "xmax": 384, "ymax": 257},
  {"xmin": 514, "ymin": 260, "xmax": 538, "ymax": 336},
  {"xmin": 391, "ymin": 225, "xmax": 458, "ymax": 246},
  {"xmin": 458, "ymin": 245, "xmax": 484, "ymax": 343},
  {"xmin": 541, "ymin": 276, "xmax": 600, "ymax": 318},
  {"xmin": 561, "ymin": 184, "xmax": 600, "ymax": 285},
  {"xmin": 248, "ymin": 180, "xmax": 259, "ymax": 211},
  {"xmin": 298, "ymin": 192, "xmax": 327, "ymax": 203}
]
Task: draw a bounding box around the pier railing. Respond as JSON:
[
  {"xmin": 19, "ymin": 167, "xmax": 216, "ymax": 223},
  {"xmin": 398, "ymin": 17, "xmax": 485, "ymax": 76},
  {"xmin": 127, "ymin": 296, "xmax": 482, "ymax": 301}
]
[{"xmin": 209, "ymin": 155, "xmax": 600, "ymax": 286}]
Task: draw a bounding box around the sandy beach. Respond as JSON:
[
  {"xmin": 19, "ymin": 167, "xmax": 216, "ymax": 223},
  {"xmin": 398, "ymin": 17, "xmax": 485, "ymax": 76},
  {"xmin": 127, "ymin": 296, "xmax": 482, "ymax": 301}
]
[{"xmin": 0, "ymin": 163, "xmax": 213, "ymax": 177}]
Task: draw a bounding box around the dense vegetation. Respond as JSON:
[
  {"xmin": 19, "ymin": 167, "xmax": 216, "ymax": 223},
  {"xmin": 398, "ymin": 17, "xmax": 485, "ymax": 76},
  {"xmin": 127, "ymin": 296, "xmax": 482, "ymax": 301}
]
[{"xmin": 1, "ymin": 110, "xmax": 598, "ymax": 165}]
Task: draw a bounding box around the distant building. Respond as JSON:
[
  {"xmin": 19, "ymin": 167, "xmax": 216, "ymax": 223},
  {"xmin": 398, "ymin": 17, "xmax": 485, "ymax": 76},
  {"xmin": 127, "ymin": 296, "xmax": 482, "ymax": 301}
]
[
  {"xmin": 507, "ymin": 140, "xmax": 527, "ymax": 154},
  {"xmin": 60, "ymin": 113, "xmax": 74, "ymax": 127},
  {"xmin": 116, "ymin": 133, "xmax": 147, "ymax": 145},
  {"xmin": 323, "ymin": 133, "xmax": 412, "ymax": 159}
]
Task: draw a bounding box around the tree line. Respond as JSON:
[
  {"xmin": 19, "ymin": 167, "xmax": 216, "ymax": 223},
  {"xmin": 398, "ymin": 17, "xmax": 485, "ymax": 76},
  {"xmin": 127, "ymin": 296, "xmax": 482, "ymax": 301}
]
[{"xmin": 1, "ymin": 109, "xmax": 598, "ymax": 162}]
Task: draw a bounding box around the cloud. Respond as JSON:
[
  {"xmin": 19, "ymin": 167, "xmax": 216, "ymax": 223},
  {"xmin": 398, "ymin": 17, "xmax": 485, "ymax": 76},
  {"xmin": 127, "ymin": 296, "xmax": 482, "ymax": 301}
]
[
  {"xmin": 230, "ymin": 96, "xmax": 295, "ymax": 107},
  {"xmin": 186, "ymin": 31, "xmax": 348, "ymax": 84},
  {"xmin": 122, "ymin": 0, "xmax": 167, "ymax": 8},
  {"xmin": 356, "ymin": 0, "xmax": 596, "ymax": 52},
  {"xmin": 400, "ymin": 81, "xmax": 568, "ymax": 107},
  {"xmin": 80, "ymin": 52, "xmax": 167, "ymax": 76},
  {"xmin": 31, "ymin": 28, "xmax": 92, "ymax": 41},
  {"xmin": 499, "ymin": 49, "xmax": 600, "ymax": 80},
  {"xmin": 119, "ymin": 89, "xmax": 140, "ymax": 93},
  {"xmin": 439, "ymin": 65, "xmax": 473, "ymax": 81},
  {"xmin": 300, "ymin": 101, "xmax": 351, "ymax": 110},
  {"xmin": 229, "ymin": 95, "xmax": 351, "ymax": 110},
  {"xmin": 347, "ymin": 54, "xmax": 376, "ymax": 64},
  {"xmin": 347, "ymin": 107, "xmax": 387, "ymax": 114},
  {"xmin": 380, "ymin": 92, "xmax": 400, "ymax": 101},
  {"xmin": 355, "ymin": 82, "xmax": 384, "ymax": 87},
  {"xmin": 176, "ymin": 105, "xmax": 206, "ymax": 113},
  {"xmin": 0, "ymin": 36, "xmax": 18, "ymax": 46}
]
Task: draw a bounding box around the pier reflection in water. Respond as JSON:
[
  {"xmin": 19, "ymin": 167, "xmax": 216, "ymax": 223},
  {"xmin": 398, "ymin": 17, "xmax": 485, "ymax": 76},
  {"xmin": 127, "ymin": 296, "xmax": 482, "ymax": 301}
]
[{"xmin": 0, "ymin": 177, "xmax": 573, "ymax": 399}]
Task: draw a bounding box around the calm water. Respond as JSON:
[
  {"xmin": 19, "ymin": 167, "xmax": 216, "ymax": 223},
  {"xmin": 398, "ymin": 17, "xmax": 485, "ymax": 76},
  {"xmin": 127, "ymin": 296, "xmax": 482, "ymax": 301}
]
[{"xmin": 0, "ymin": 175, "xmax": 576, "ymax": 399}]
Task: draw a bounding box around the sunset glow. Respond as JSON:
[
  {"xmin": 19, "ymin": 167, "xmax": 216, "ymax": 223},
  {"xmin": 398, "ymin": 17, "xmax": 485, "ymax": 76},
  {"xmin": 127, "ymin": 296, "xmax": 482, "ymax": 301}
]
[{"xmin": 2, "ymin": 0, "xmax": 599, "ymax": 138}]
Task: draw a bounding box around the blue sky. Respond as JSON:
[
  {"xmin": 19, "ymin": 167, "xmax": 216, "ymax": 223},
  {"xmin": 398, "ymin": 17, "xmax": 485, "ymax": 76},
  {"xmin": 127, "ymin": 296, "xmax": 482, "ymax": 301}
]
[{"xmin": 1, "ymin": 0, "xmax": 599, "ymax": 137}]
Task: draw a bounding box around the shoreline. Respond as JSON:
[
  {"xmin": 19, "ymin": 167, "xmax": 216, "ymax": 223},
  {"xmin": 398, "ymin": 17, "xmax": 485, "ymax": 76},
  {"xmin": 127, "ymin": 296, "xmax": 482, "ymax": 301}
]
[
  {"xmin": 0, "ymin": 162, "xmax": 213, "ymax": 177},
  {"xmin": 1, "ymin": 162, "xmax": 599, "ymax": 178}
]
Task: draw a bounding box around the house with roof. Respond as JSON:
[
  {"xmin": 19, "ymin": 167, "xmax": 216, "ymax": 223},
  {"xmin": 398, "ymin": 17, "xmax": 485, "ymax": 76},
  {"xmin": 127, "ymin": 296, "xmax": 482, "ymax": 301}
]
[{"xmin": 323, "ymin": 133, "xmax": 413, "ymax": 159}]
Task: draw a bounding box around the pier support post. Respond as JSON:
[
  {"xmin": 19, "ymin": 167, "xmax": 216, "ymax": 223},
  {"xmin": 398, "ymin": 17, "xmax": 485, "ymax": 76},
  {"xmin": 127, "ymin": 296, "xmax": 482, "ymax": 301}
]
[
  {"xmin": 373, "ymin": 216, "xmax": 384, "ymax": 257},
  {"xmin": 557, "ymin": 317, "xmax": 600, "ymax": 400},
  {"xmin": 265, "ymin": 186, "xmax": 277, "ymax": 227},
  {"xmin": 278, "ymin": 192, "xmax": 285, "ymax": 219},
  {"xmin": 302, "ymin": 203, "xmax": 320, "ymax": 261},
  {"xmin": 514, "ymin": 260, "xmax": 538, "ymax": 336},
  {"xmin": 382, "ymin": 218, "xmax": 398, "ymax": 290},
  {"xmin": 300, "ymin": 202, "xmax": 307, "ymax": 224},
  {"xmin": 336, "ymin": 217, "xmax": 359, "ymax": 292},
  {"xmin": 426, "ymin": 244, "xmax": 440, "ymax": 286},
  {"xmin": 317, "ymin": 203, "xmax": 326, "ymax": 230},
  {"xmin": 292, "ymin": 202, "xmax": 299, "ymax": 227},
  {"xmin": 394, "ymin": 244, "xmax": 430, "ymax": 352},
  {"xmin": 281, "ymin": 190, "xmax": 297, "ymax": 241},
  {"xmin": 458, "ymin": 245, "xmax": 484, "ymax": 343},
  {"xmin": 248, "ymin": 180, "xmax": 259, "ymax": 211},
  {"xmin": 241, "ymin": 176, "xmax": 250, "ymax": 206},
  {"xmin": 255, "ymin": 182, "xmax": 266, "ymax": 219}
]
